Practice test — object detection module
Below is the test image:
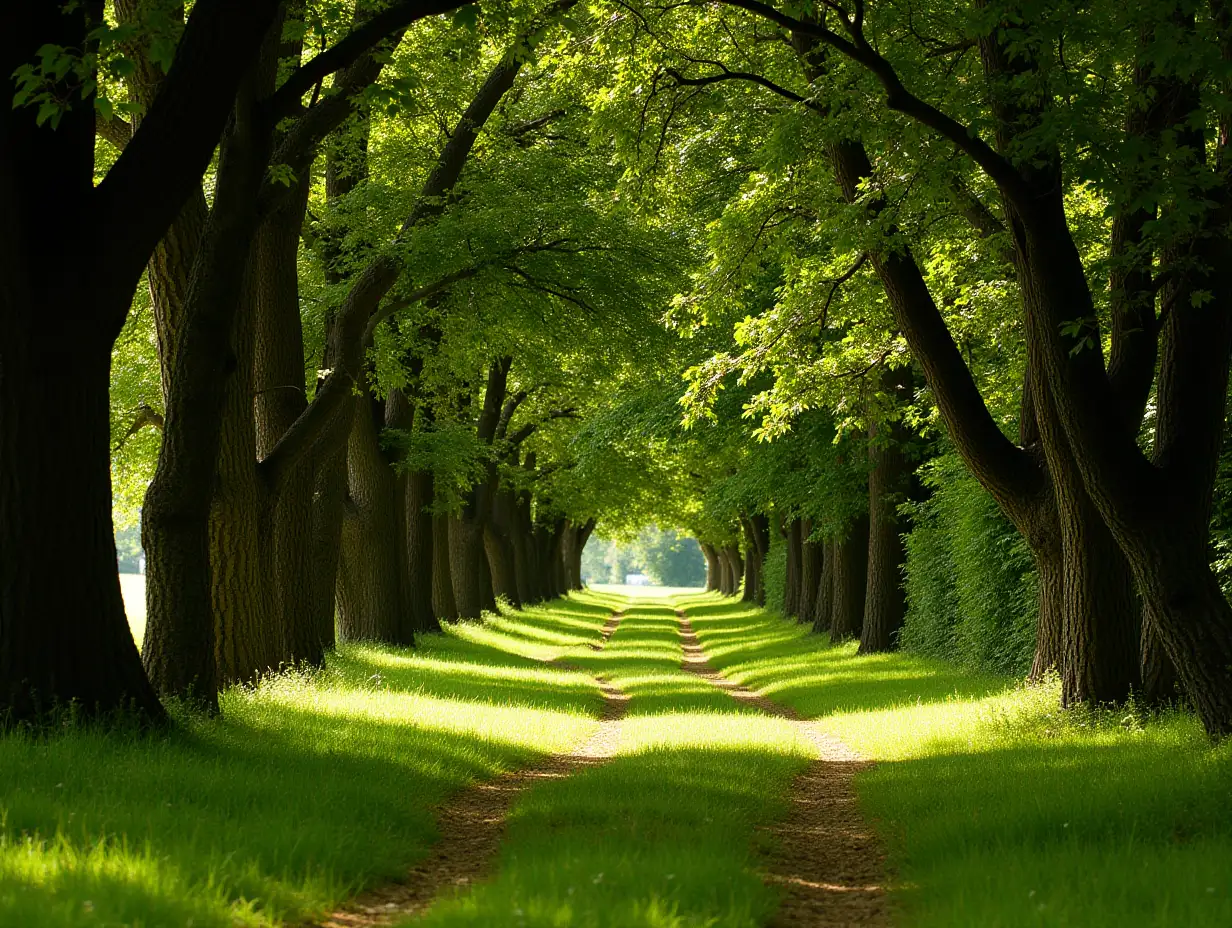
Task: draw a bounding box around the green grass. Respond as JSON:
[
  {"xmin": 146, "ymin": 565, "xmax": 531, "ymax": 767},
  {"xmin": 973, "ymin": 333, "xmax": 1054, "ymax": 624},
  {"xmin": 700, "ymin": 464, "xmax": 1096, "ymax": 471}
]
[
  {"xmin": 9, "ymin": 587, "xmax": 1230, "ymax": 927},
  {"xmin": 410, "ymin": 594, "xmax": 813, "ymax": 928},
  {"xmin": 676, "ymin": 592, "xmax": 1232, "ymax": 927},
  {"xmin": 0, "ymin": 596, "xmax": 611, "ymax": 927}
]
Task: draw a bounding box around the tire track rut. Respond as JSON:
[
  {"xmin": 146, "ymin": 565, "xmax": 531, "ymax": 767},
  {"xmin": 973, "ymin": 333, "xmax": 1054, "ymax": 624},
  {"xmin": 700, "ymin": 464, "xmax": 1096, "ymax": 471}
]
[
  {"xmin": 312, "ymin": 611, "xmax": 628, "ymax": 927},
  {"xmin": 676, "ymin": 609, "xmax": 890, "ymax": 927}
]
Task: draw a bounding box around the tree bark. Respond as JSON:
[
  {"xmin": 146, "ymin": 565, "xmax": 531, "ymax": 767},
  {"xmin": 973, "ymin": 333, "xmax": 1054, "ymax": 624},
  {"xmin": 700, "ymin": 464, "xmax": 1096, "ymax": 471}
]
[
  {"xmin": 830, "ymin": 514, "xmax": 869, "ymax": 641},
  {"xmin": 406, "ymin": 468, "xmax": 441, "ymax": 634},
  {"xmin": 783, "ymin": 518, "xmax": 802, "ymax": 617},
  {"xmin": 812, "ymin": 538, "xmax": 836, "ymax": 635},
  {"xmin": 432, "ymin": 512, "xmax": 458, "ymax": 620},
  {"xmin": 860, "ymin": 380, "xmax": 913, "ymax": 653},
  {"xmin": 701, "ymin": 542, "xmax": 721, "ymax": 592},
  {"xmin": 336, "ymin": 391, "xmax": 413, "ymax": 643},
  {"xmin": 798, "ymin": 519, "xmax": 822, "ymax": 625}
]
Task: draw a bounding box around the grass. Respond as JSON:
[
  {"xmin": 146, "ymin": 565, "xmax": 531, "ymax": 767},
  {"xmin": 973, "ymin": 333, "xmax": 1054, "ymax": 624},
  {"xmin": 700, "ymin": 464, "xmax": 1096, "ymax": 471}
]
[
  {"xmin": 8, "ymin": 586, "xmax": 1230, "ymax": 926},
  {"xmin": 676, "ymin": 591, "xmax": 1232, "ymax": 927},
  {"xmin": 0, "ymin": 596, "xmax": 610, "ymax": 927},
  {"xmin": 409, "ymin": 594, "xmax": 814, "ymax": 928}
]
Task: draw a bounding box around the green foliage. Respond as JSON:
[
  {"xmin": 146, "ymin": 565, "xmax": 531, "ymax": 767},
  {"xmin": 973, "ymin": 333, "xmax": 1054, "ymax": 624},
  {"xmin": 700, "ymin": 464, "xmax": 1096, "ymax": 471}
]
[
  {"xmin": 899, "ymin": 454, "xmax": 1038, "ymax": 676},
  {"xmin": 635, "ymin": 528, "xmax": 706, "ymax": 588},
  {"xmin": 762, "ymin": 529, "xmax": 786, "ymax": 615}
]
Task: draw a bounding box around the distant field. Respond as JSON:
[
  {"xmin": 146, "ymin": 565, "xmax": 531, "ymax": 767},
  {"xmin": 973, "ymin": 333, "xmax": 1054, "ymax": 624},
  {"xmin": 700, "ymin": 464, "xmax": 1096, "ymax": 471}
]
[
  {"xmin": 588, "ymin": 582, "xmax": 702, "ymax": 597},
  {"xmin": 118, "ymin": 573, "xmax": 145, "ymax": 647}
]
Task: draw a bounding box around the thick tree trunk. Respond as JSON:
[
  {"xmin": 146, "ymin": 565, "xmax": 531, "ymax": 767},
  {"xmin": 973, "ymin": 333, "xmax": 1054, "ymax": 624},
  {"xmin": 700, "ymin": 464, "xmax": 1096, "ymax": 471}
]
[
  {"xmin": 783, "ymin": 518, "xmax": 802, "ymax": 617},
  {"xmin": 142, "ymin": 71, "xmax": 273, "ymax": 700},
  {"xmin": 1030, "ymin": 541, "xmax": 1065, "ymax": 681},
  {"xmin": 724, "ymin": 544, "xmax": 744, "ymax": 598},
  {"xmin": 253, "ymin": 172, "xmax": 324, "ymax": 666},
  {"xmin": 813, "ymin": 538, "xmax": 836, "ymax": 635},
  {"xmin": 700, "ymin": 542, "xmax": 721, "ymax": 592},
  {"xmin": 860, "ymin": 409, "xmax": 911, "ymax": 654},
  {"xmin": 0, "ymin": 337, "xmax": 166, "ymax": 723},
  {"xmin": 432, "ymin": 512, "xmax": 458, "ymax": 620},
  {"xmin": 451, "ymin": 516, "xmax": 497, "ymax": 619},
  {"xmin": 798, "ymin": 519, "xmax": 822, "ymax": 625},
  {"xmin": 830, "ymin": 515, "xmax": 869, "ymax": 641},
  {"xmin": 406, "ymin": 469, "xmax": 440, "ymax": 634},
  {"xmin": 484, "ymin": 521, "xmax": 521, "ymax": 608},
  {"xmin": 336, "ymin": 392, "xmax": 412, "ymax": 643}
]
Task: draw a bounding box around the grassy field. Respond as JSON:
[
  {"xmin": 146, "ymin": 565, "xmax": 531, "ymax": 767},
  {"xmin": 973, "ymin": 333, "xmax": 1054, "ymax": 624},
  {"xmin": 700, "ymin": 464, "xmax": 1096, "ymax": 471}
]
[
  {"xmin": 413, "ymin": 593, "xmax": 812, "ymax": 928},
  {"xmin": 677, "ymin": 592, "xmax": 1232, "ymax": 927},
  {"xmin": 0, "ymin": 596, "xmax": 610, "ymax": 928},
  {"xmin": 6, "ymin": 588, "xmax": 1231, "ymax": 926}
]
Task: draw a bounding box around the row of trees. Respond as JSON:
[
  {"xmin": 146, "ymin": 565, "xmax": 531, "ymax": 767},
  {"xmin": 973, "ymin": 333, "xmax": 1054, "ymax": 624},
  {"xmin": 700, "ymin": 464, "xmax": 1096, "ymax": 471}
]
[
  {"xmin": 4, "ymin": 0, "xmax": 678, "ymax": 724},
  {"xmin": 6, "ymin": 0, "xmax": 1232, "ymax": 742}
]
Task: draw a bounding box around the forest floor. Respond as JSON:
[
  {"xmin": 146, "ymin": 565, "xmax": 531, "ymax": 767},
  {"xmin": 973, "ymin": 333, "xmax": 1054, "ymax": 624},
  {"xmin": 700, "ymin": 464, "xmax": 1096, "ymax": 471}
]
[{"xmin": 2, "ymin": 590, "xmax": 1230, "ymax": 927}]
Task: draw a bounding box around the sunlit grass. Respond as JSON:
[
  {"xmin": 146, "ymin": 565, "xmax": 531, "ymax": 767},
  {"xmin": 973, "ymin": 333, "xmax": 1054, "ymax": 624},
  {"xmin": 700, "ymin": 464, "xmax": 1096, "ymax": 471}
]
[
  {"xmin": 679, "ymin": 592, "xmax": 1232, "ymax": 927},
  {"xmin": 0, "ymin": 596, "xmax": 607, "ymax": 928},
  {"xmin": 409, "ymin": 594, "xmax": 814, "ymax": 928}
]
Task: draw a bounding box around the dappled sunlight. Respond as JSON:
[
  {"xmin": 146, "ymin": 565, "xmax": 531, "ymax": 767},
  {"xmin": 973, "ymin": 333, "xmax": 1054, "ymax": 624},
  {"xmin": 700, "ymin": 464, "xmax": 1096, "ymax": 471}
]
[
  {"xmin": 0, "ymin": 597, "xmax": 617, "ymax": 928},
  {"xmin": 676, "ymin": 595, "xmax": 1232, "ymax": 927}
]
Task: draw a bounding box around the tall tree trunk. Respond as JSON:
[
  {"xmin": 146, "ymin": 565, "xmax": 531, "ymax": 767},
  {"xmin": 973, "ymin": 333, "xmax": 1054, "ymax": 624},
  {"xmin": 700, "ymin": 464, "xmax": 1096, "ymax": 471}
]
[
  {"xmin": 724, "ymin": 544, "xmax": 744, "ymax": 597},
  {"xmin": 406, "ymin": 468, "xmax": 440, "ymax": 634},
  {"xmin": 432, "ymin": 511, "xmax": 458, "ymax": 620},
  {"xmin": 142, "ymin": 61, "xmax": 274, "ymax": 700},
  {"xmin": 700, "ymin": 542, "xmax": 721, "ymax": 592},
  {"xmin": 830, "ymin": 515, "xmax": 869, "ymax": 641},
  {"xmin": 254, "ymin": 171, "xmax": 324, "ymax": 666},
  {"xmin": 336, "ymin": 391, "xmax": 413, "ymax": 643},
  {"xmin": 783, "ymin": 518, "xmax": 802, "ymax": 617},
  {"xmin": 484, "ymin": 521, "xmax": 521, "ymax": 608},
  {"xmin": 451, "ymin": 516, "xmax": 496, "ymax": 619},
  {"xmin": 860, "ymin": 400, "xmax": 912, "ymax": 654},
  {"xmin": 798, "ymin": 519, "xmax": 822, "ymax": 625},
  {"xmin": 813, "ymin": 538, "xmax": 836, "ymax": 636},
  {"xmin": 0, "ymin": 336, "xmax": 166, "ymax": 723}
]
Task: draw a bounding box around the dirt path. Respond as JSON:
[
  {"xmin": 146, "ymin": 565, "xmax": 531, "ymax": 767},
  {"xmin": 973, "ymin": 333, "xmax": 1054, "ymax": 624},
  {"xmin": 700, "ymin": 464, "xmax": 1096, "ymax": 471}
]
[
  {"xmin": 676, "ymin": 610, "xmax": 890, "ymax": 927},
  {"xmin": 311, "ymin": 612, "xmax": 628, "ymax": 927}
]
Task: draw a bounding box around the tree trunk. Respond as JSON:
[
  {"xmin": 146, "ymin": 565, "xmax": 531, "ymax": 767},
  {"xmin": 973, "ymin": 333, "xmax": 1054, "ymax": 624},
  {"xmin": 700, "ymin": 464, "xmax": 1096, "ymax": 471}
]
[
  {"xmin": 798, "ymin": 519, "xmax": 822, "ymax": 625},
  {"xmin": 432, "ymin": 511, "xmax": 458, "ymax": 621},
  {"xmin": 253, "ymin": 171, "xmax": 324, "ymax": 666},
  {"xmin": 830, "ymin": 515, "xmax": 869, "ymax": 641},
  {"xmin": 1030, "ymin": 540, "xmax": 1065, "ymax": 681},
  {"xmin": 484, "ymin": 521, "xmax": 522, "ymax": 608},
  {"xmin": 1141, "ymin": 605, "xmax": 1182, "ymax": 704},
  {"xmin": 701, "ymin": 542, "xmax": 721, "ymax": 592},
  {"xmin": 860, "ymin": 408, "xmax": 911, "ymax": 654},
  {"xmin": 336, "ymin": 391, "xmax": 412, "ymax": 643},
  {"xmin": 406, "ymin": 468, "xmax": 440, "ymax": 634},
  {"xmin": 783, "ymin": 518, "xmax": 802, "ymax": 617},
  {"xmin": 0, "ymin": 337, "xmax": 166, "ymax": 723},
  {"xmin": 142, "ymin": 68, "xmax": 273, "ymax": 699},
  {"xmin": 813, "ymin": 538, "xmax": 836, "ymax": 636},
  {"xmin": 451, "ymin": 516, "xmax": 496, "ymax": 619}
]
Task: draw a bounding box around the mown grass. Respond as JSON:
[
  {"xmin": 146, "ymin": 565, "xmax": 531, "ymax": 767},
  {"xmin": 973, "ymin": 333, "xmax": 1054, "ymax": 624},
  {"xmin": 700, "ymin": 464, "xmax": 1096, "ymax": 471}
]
[
  {"xmin": 410, "ymin": 594, "xmax": 815, "ymax": 928},
  {"xmin": 0, "ymin": 596, "xmax": 612, "ymax": 928},
  {"xmin": 676, "ymin": 591, "xmax": 1232, "ymax": 927}
]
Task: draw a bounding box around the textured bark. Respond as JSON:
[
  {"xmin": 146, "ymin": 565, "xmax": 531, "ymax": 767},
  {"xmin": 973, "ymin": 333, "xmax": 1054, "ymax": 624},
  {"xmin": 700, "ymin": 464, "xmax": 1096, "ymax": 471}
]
[
  {"xmin": 783, "ymin": 519, "xmax": 802, "ymax": 617},
  {"xmin": 860, "ymin": 392, "xmax": 912, "ymax": 653},
  {"xmin": 798, "ymin": 520, "xmax": 822, "ymax": 625},
  {"xmin": 830, "ymin": 515, "xmax": 870, "ymax": 641},
  {"xmin": 813, "ymin": 539, "xmax": 836, "ymax": 636},
  {"xmin": 254, "ymin": 170, "xmax": 323, "ymax": 665},
  {"xmin": 406, "ymin": 469, "xmax": 441, "ymax": 634},
  {"xmin": 143, "ymin": 47, "xmax": 276, "ymax": 698},
  {"xmin": 336, "ymin": 392, "xmax": 412, "ymax": 643},
  {"xmin": 451, "ymin": 517, "xmax": 496, "ymax": 619},
  {"xmin": 1030, "ymin": 544, "xmax": 1065, "ymax": 681},
  {"xmin": 484, "ymin": 521, "xmax": 521, "ymax": 607},
  {"xmin": 432, "ymin": 512, "xmax": 459, "ymax": 620},
  {"xmin": 700, "ymin": 542, "xmax": 721, "ymax": 592}
]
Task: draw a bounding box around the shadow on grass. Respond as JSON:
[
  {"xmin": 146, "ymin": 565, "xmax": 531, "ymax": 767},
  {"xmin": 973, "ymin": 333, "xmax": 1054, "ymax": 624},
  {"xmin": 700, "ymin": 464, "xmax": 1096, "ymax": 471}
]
[
  {"xmin": 676, "ymin": 592, "xmax": 1232, "ymax": 927},
  {"xmin": 0, "ymin": 596, "xmax": 613, "ymax": 928},
  {"xmin": 408, "ymin": 598, "xmax": 815, "ymax": 928}
]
